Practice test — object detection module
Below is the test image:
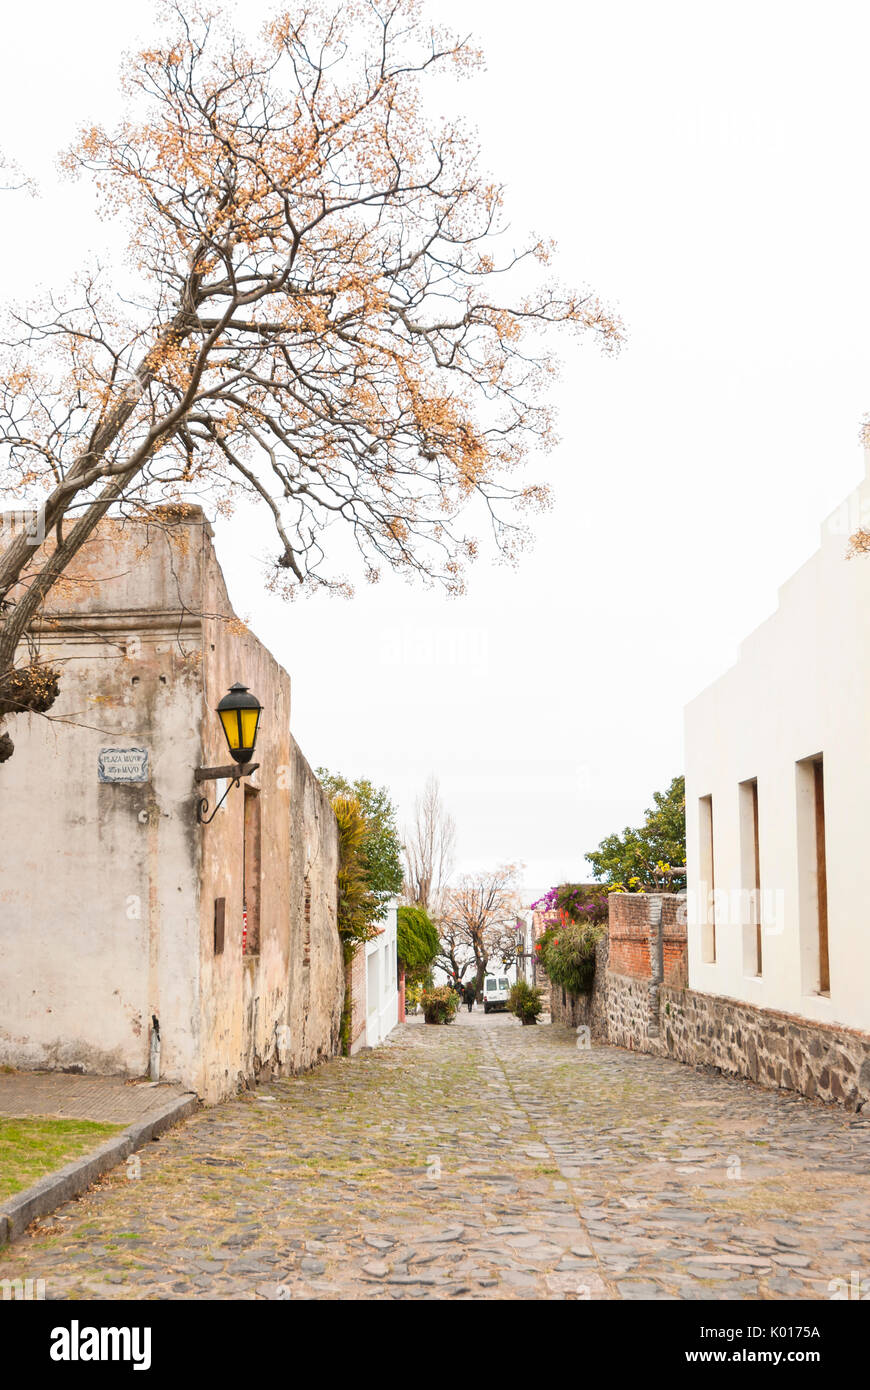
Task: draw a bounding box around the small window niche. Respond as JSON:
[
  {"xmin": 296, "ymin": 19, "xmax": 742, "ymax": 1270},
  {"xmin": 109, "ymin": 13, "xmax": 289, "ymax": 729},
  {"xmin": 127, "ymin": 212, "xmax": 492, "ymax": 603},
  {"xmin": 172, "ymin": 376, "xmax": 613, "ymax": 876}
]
[
  {"xmin": 698, "ymin": 794, "xmax": 716, "ymax": 963},
  {"xmin": 214, "ymin": 897, "xmax": 226, "ymax": 956},
  {"xmin": 739, "ymin": 778, "xmax": 762, "ymax": 977},
  {"xmin": 796, "ymin": 754, "xmax": 830, "ymax": 997}
]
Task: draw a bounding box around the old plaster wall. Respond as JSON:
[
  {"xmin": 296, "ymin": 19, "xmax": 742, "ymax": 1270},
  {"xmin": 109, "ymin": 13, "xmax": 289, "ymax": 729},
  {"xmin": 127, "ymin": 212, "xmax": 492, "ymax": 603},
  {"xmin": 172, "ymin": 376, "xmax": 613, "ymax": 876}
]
[
  {"xmin": 0, "ymin": 512, "xmax": 343, "ymax": 1101},
  {"xmin": 196, "ymin": 532, "xmax": 343, "ymax": 1100},
  {"xmin": 0, "ymin": 517, "xmax": 203, "ymax": 1080}
]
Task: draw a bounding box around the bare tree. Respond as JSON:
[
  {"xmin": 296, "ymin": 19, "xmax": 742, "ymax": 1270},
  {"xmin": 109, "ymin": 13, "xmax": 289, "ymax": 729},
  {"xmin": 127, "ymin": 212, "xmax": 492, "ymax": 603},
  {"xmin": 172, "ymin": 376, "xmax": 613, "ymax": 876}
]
[
  {"xmin": 0, "ymin": 0, "xmax": 621, "ymax": 760},
  {"xmin": 441, "ymin": 863, "xmax": 523, "ymax": 998},
  {"xmin": 433, "ymin": 916, "xmax": 473, "ymax": 989},
  {"xmin": 0, "ymin": 152, "xmax": 34, "ymax": 195},
  {"xmin": 402, "ymin": 774, "xmax": 455, "ymax": 914}
]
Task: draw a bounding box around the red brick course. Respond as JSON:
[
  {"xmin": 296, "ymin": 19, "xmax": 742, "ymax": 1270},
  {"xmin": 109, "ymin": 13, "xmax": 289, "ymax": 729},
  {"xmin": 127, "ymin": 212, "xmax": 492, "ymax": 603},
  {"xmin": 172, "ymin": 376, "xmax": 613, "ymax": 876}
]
[
  {"xmin": 608, "ymin": 893, "xmax": 688, "ymax": 986},
  {"xmin": 348, "ymin": 947, "xmax": 367, "ymax": 1053}
]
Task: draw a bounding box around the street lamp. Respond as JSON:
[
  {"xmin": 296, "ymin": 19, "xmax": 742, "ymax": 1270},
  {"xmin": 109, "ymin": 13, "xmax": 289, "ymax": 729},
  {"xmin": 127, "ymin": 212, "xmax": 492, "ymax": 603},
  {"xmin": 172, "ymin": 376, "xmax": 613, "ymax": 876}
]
[
  {"xmin": 195, "ymin": 683, "xmax": 262, "ymax": 823},
  {"xmin": 216, "ymin": 683, "xmax": 262, "ymax": 765}
]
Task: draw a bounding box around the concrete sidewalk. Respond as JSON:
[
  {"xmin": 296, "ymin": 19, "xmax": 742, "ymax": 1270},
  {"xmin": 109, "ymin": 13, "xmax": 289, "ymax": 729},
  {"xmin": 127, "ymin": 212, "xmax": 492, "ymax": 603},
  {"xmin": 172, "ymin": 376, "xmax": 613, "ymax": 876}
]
[
  {"xmin": 0, "ymin": 1069, "xmax": 194, "ymax": 1125},
  {"xmin": 0, "ymin": 1070, "xmax": 199, "ymax": 1246}
]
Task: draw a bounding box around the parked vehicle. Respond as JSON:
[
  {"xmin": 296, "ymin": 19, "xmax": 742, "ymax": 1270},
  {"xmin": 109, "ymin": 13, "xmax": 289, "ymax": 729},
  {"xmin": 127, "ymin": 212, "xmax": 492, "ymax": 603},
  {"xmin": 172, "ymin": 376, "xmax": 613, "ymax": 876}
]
[{"xmin": 482, "ymin": 975, "xmax": 511, "ymax": 1013}]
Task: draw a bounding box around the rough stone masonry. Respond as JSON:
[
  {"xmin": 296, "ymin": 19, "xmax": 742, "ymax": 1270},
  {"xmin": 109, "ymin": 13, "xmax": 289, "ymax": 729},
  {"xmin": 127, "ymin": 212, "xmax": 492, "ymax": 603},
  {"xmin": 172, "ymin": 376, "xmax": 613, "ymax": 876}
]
[{"xmin": 548, "ymin": 894, "xmax": 870, "ymax": 1111}]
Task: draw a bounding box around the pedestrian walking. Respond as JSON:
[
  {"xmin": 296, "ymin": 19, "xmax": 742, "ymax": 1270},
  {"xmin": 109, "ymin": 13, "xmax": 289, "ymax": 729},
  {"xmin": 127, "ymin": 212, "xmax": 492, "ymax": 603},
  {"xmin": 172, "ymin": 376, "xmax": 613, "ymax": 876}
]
[{"xmin": 464, "ymin": 981, "xmax": 476, "ymax": 1012}]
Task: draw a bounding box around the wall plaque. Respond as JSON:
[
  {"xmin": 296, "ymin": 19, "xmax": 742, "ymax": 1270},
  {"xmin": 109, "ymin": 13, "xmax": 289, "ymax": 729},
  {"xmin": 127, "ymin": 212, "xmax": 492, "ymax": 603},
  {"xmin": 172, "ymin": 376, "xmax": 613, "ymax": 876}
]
[{"xmin": 98, "ymin": 747, "xmax": 149, "ymax": 783}]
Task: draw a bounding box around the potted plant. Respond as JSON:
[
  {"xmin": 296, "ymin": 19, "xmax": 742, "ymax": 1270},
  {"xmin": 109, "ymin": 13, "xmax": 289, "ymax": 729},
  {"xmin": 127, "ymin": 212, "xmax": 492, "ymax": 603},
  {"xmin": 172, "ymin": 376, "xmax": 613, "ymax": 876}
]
[
  {"xmin": 420, "ymin": 985, "xmax": 460, "ymax": 1025},
  {"xmin": 507, "ymin": 979, "xmax": 545, "ymax": 1025}
]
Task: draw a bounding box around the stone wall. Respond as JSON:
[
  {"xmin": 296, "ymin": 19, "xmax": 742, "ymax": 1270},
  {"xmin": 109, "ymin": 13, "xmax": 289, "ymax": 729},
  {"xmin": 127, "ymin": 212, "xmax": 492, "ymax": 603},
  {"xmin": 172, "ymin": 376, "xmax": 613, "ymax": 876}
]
[
  {"xmin": 548, "ymin": 982, "xmax": 593, "ymax": 1030},
  {"xmin": 658, "ymin": 987, "xmax": 870, "ymax": 1109},
  {"xmin": 550, "ymin": 892, "xmax": 870, "ymax": 1112}
]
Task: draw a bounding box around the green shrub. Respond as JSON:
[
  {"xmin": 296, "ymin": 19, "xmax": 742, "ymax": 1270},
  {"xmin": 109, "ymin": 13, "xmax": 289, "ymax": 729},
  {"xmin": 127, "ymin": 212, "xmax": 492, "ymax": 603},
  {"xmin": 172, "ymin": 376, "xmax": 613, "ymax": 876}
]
[
  {"xmin": 507, "ymin": 979, "xmax": 545, "ymax": 1024},
  {"xmin": 539, "ymin": 920, "xmax": 604, "ymax": 995},
  {"xmin": 397, "ymin": 906, "xmax": 440, "ymax": 972},
  {"xmin": 421, "ymin": 985, "xmax": 459, "ymax": 1025}
]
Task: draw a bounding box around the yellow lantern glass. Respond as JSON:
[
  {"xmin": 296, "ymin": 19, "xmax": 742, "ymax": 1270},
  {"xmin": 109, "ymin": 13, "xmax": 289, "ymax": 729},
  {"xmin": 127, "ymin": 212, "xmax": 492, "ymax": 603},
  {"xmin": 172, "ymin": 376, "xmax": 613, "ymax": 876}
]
[
  {"xmin": 216, "ymin": 684, "xmax": 262, "ymax": 765},
  {"xmin": 239, "ymin": 707, "xmax": 260, "ymax": 748}
]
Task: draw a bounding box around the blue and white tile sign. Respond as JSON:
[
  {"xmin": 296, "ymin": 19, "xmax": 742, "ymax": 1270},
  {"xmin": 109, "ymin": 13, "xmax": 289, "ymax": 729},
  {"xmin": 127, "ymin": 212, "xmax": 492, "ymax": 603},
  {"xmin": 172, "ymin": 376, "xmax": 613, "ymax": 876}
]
[{"xmin": 98, "ymin": 747, "xmax": 149, "ymax": 783}]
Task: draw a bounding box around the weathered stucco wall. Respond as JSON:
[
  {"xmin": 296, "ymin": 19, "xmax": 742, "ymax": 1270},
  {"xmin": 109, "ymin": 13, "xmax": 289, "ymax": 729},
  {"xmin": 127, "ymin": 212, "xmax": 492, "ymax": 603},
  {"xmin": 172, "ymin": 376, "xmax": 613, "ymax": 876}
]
[
  {"xmin": 285, "ymin": 740, "xmax": 343, "ymax": 1070},
  {"xmin": 196, "ymin": 530, "xmax": 343, "ymax": 1099},
  {"xmin": 0, "ymin": 512, "xmax": 343, "ymax": 1102},
  {"xmin": 0, "ymin": 518, "xmax": 203, "ymax": 1080}
]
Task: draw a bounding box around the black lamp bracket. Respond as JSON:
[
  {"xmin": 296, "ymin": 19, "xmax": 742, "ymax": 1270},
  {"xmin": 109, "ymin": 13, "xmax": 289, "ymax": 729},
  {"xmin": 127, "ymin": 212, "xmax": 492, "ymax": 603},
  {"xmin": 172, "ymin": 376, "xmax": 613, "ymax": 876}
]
[{"xmin": 195, "ymin": 762, "xmax": 259, "ymax": 824}]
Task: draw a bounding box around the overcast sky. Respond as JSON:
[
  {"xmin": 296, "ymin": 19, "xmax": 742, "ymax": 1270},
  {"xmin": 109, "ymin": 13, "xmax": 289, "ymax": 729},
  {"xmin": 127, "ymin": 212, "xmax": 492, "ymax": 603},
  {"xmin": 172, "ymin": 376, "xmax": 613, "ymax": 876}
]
[{"xmin": 3, "ymin": 0, "xmax": 870, "ymax": 901}]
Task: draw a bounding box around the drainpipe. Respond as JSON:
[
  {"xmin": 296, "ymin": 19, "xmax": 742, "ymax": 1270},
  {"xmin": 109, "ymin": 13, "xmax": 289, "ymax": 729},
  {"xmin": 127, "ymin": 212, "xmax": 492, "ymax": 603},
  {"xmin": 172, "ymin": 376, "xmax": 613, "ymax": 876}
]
[
  {"xmin": 647, "ymin": 897, "xmax": 663, "ymax": 1040},
  {"xmin": 149, "ymin": 1015, "xmax": 161, "ymax": 1082}
]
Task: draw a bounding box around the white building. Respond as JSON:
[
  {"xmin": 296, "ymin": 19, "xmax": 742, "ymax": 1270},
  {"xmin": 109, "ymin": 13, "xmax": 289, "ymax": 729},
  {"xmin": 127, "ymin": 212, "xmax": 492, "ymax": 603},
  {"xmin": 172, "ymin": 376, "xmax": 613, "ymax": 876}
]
[
  {"xmin": 685, "ymin": 448, "xmax": 870, "ymax": 1036},
  {"xmin": 348, "ymin": 900, "xmax": 399, "ymax": 1053},
  {"xmin": 364, "ymin": 901, "xmax": 399, "ymax": 1047}
]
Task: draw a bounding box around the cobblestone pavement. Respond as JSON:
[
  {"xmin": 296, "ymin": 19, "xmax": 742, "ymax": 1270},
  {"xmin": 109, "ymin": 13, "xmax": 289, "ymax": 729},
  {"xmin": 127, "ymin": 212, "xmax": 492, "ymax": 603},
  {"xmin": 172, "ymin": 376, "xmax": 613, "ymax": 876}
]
[
  {"xmin": 1, "ymin": 1011, "xmax": 869, "ymax": 1300},
  {"xmin": 0, "ymin": 1072, "xmax": 194, "ymax": 1125}
]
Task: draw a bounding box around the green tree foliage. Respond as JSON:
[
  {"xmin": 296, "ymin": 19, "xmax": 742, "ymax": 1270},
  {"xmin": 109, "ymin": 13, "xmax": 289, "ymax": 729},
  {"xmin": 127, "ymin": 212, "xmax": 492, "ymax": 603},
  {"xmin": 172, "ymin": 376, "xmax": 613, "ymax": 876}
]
[
  {"xmin": 586, "ymin": 775, "xmax": 686, "ymax": 889},
  {"xmin": 396, "ymin": 905, "xmax": 440, "ymax": 977},
  {"xmin": 318, "ymin": 769, "xmax": 404, "ymax": 918}
]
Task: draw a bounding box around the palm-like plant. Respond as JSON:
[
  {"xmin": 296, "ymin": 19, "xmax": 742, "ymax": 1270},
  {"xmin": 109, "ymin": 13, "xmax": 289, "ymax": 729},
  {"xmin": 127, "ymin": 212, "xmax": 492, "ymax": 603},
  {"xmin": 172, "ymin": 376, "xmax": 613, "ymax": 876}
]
[{"xmin": 333, "ymin": 795, "xmax": 381, "ymax": 948}]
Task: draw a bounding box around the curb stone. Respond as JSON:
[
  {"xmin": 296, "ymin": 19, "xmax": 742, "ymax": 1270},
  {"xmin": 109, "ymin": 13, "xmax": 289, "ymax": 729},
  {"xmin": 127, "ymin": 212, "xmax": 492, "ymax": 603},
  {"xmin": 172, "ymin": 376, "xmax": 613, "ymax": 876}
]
[{"xmin": 0, "ymin": 1091, "xmax": 200, "ymax": 1246}]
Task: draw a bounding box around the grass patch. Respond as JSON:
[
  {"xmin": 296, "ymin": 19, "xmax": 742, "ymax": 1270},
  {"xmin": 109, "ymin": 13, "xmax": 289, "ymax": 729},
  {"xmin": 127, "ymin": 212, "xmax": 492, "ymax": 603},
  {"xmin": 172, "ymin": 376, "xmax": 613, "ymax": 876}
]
[{"xmin": 0, "ymin": 1115, "xmax": 123, "ymax": 1202}]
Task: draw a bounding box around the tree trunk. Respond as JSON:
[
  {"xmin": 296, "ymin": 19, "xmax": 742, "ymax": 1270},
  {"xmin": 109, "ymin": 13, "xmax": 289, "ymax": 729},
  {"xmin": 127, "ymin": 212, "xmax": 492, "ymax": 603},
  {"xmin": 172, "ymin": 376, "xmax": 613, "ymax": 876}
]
[{"xmin": 474, "ymin": 961, "xmax": 487, "ymax": 1002}]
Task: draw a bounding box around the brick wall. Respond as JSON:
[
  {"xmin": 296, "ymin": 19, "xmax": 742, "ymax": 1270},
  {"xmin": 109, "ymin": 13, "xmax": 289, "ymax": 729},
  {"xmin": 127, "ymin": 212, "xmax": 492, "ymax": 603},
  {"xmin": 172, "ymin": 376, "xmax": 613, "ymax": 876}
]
[
  {"xmin": 661, "ymin": 895, "xmax": 689, "ymax": 988},
  {"xmin": 607, "ymin": 892, "xmax": 688, "ymax": 985},
  {"xmin": 348, "ymin": 947, "xmax": 367, "ymax": 1055},
  {"xmin": 607, "ymin": 894, "xmax": 652, "ymax": 980}
]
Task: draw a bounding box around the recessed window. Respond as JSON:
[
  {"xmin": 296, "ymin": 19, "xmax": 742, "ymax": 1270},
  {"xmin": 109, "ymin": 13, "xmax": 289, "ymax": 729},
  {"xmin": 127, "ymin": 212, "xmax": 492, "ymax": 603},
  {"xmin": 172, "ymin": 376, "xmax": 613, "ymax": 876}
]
[
  {"xmin": 243, "ymin": 785, "xmax": 261, "ymax": 956},
  {"xmin": 699, "ymin": 794, "xmax": 716, "ymax": 963},
  {"xmin": 796, "ymin": 754, "xmax": 830, "ymax": 996},
  {"xmin": 739, "ymin": 779, "xmax": 762, "ymax": 976},
  {"xmin": 213, "ymin": 897, "xmax": 226, "ymax": 956}
]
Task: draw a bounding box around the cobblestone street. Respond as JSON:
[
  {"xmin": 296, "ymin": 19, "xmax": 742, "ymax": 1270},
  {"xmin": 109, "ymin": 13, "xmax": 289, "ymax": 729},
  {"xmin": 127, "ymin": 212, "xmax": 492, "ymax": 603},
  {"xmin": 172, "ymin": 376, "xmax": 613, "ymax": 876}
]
[{"xmin": 2, "ymin": 1011, "xmax": 869, "ymax": 1300}]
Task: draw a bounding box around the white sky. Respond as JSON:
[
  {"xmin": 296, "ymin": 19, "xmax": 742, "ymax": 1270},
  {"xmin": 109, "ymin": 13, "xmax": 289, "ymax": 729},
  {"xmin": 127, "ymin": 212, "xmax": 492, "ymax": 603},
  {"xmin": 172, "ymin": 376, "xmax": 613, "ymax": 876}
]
[{"xmin": 2, "ymin": 0, "xmax": 870, "ymax": 901}]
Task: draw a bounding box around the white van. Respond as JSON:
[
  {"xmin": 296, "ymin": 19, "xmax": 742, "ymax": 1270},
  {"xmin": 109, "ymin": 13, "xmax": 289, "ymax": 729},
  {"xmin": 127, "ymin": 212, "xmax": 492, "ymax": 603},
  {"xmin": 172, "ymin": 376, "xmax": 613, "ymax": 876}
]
[{"xmin": 482, "ymin": 975, "xmax": 511, "ymax": 1013}]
